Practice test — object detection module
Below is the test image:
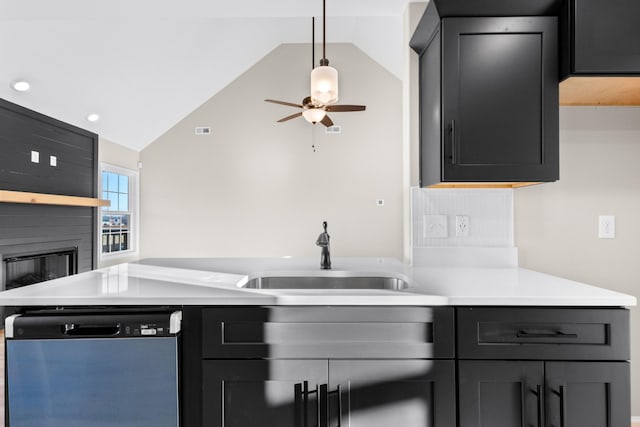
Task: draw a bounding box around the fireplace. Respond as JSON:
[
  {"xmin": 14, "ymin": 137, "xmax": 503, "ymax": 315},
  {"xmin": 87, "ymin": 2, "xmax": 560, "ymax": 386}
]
[{"xmin": 3, "ymin": 247, "xmax": 78, "ymax": 291}]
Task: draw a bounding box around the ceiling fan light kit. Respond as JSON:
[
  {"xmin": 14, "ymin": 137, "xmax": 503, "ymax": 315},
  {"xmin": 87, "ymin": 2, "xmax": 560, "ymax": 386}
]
[
  {"xmin": 302, "ymin": 108, "xmax": 327, "ymax": 124},
  {"xmin": 264, "ymin": 0, "xmax": 365, "ymax": 128}
]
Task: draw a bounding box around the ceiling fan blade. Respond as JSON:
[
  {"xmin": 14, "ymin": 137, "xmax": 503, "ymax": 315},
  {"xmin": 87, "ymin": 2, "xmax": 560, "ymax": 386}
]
[
  {"xmin": 265, "ymin": 99, "xmax": 304, "ymax": 109},
  {"xmin": 277, "ymin": 112, "xmax": 303, "ymax": 123},
  {"xmin": 320, "ymin": 115, "xmax": 334, "ymax": 127},
  {"xmin": 324, "ymin": 105, "xmax": 366, "ymax": 112}
]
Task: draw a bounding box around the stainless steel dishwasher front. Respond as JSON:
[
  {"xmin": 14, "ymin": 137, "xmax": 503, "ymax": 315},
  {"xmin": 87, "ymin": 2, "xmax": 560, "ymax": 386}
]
[{"xmin": 4, "ymin": 310, "xmax": 182, "ymax": 427}]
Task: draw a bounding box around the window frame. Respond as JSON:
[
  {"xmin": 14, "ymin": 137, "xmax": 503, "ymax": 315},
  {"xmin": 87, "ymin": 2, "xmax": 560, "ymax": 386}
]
[{"xmin": 98, "ymin": 163, "xmax": 139, "ymax": 262}]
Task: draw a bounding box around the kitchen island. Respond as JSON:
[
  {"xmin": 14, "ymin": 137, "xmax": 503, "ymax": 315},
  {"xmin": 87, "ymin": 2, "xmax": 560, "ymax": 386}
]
[{"xmin": 0, "ymin": 257, "xmax": 635, "ymax": 427}]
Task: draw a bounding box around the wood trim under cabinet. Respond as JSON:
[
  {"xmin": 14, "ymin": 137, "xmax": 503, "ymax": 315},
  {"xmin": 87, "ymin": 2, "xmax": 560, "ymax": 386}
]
[
  {"xmin": 427, "ymin": 182, "xmax": 542, "ymax": 189},
  {"xmin": 0, "ymin": 190, "xmax": 110, "ymax": 208},
  {"xmin": 560, "ymin": 77, "xmax": 640, "ymax": 105}
]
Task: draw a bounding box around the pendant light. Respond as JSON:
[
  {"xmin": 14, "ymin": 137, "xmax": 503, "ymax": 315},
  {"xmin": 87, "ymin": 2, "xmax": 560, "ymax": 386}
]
[
  {"xmin": 310, "ymin": 0, "xmax": 338, "ymax": 105},
  {"xmin": 303, "ymin": 17, "xmax": 327, "ymax": 124}
]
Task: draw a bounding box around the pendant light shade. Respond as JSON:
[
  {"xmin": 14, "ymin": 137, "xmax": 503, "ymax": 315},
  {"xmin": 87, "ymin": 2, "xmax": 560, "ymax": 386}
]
[
  {"xmin": 310, "ymin": 65, "xmax": 338, "ymax": 105},
  {"xmin": 302, "ymin": 107, "xmax": 327, "ymax": 124}
]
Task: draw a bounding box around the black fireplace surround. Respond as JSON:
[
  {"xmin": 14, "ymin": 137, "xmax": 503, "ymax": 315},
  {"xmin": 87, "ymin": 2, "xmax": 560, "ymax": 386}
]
[{"xmin": 0, "ymin": 98, "xmax": 98, "ymax": 318}]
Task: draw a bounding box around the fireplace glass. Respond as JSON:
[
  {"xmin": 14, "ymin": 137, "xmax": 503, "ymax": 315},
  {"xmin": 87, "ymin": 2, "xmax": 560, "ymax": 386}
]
[{"xmin": 3, "ymin": 248, "xmax": 78, "ymax": 291}]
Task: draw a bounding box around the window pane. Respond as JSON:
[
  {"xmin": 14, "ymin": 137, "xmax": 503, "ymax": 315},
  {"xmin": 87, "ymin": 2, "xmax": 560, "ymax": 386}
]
[
  {"xmin": 108, "ymin": 192, "xmax": 119, "ymax": 211},
  {"xmin": 119, "ymin": 175, "xmax": 129, "ymax": 194},
  {"xmin": 102, "ymin": 171, "xmax": 109, "ymax": 191},
  {"xmin": 119, "ymin": 194, "xmax": 128, "ymax": 212},
  {"xmin": 102, "ymin": 192, "xmax": 109, "ymax": 211},
  {"xmin": 108, "ymin": 172, "xmax": 119, "ymax": 192}
]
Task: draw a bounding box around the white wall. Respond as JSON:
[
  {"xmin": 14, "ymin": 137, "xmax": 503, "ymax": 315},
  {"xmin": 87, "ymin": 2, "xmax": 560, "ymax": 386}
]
[
  {"xmin": 515, "ymin": 106, "xmax": 640, "ymax": 415},
  {"xmin": 139, "ymin": 43, "xmax": 403, "ymax": 259}
]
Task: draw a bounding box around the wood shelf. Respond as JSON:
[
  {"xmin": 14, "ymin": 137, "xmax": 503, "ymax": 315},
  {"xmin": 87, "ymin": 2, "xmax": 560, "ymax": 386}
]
[
  {"xmin": 560, "ymin": 77, "xmax": 640, "ymax": 106},
  {"xmin": 0, "ymin": 190, "xmax": 110, "ymax": 208}
]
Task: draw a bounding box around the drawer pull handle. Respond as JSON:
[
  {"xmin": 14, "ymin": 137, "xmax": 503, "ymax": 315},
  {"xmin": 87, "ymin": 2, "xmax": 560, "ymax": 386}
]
[{"xmin": 516, "ymin": 330, "xmax": 578, "ymax": 339}]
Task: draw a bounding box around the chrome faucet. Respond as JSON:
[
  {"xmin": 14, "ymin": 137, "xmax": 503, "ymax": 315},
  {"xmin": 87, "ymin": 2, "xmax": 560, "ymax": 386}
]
[{"xmin": 315, "ymin": 221, "xmax": 331, "ymax": 269}]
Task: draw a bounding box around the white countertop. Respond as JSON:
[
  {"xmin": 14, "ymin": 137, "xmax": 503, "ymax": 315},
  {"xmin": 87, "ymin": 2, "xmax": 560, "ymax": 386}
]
[{"xmin": 0, "ymin": 257, "xmax": 635, "ymax": 307}]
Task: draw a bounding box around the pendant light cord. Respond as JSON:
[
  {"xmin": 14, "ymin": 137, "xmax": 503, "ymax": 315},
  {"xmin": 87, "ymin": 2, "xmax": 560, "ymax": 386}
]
[
  {"xmin": 312, "ymin": 17, "xmax": 315, "ymax": 70},
  {"xmin": 323, "ymin": 0, "xmax": 326, "ymax": 61},
  {"xmin": 320, "ymin": 0, "xmax": 329, "ymax": 66}
]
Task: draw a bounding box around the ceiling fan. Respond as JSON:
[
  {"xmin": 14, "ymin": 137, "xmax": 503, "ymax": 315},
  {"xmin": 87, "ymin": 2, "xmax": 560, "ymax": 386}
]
[{"xmin": 265, "ymin": 1, "xmax": 366, "ymax": 127}]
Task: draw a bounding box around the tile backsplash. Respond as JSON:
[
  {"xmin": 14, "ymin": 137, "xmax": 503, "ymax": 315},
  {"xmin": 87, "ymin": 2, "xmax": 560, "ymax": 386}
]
[{"xmin": 411, "ymin": 187, "xmax": 514, "ymax": 248}]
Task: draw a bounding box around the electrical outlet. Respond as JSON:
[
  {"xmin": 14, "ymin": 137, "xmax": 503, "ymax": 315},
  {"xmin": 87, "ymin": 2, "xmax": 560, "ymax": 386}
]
[
  {"xmin": 424, "ymin": 215, "xmax": 448, "ymax": 238},
  {"xmin": 598, "ymin": 215, "xmax": 615, "ymax": 239},
  {"xmin": 455, "ymin": 215, "xmax": 470, "ymax": 237}
]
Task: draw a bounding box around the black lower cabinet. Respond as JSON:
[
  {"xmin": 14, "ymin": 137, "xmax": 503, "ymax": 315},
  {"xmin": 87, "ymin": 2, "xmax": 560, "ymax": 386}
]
[
  {"xmin": 545, "ymin": 362, "xmax": 630, "ymax": 427},
  {"xmin": 202, "ymin": 359, "xmax": 327, "ymax": 427},
  {"xmin": 459, "ymin": 361, "xmax": 630, "ymax": 427},
  {"xmin": 202, "ymin": 359, "xmax": 456, "ymax": 427},
  {"xmin": 329, "ymin": 360, "xmax": 456, "ymax": 427}
]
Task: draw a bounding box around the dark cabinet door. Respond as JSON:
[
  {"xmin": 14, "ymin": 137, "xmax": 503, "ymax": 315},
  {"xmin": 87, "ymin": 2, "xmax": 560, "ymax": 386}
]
[
  {"xmin": 545, "ymin": 362, "xmax": 630, "ymax": 427},
  {"xmin": 571, "ymin": 0, "xmax": 640, "ymax": 74},
  {"xmin": 329, "ymin": 359, "xmax": 456, "ymax": 427},
  {"xmin": 202, "ymin": 359, "xmax": 328, "ymax": 427},
  {"xmin": 458, "ymin": 361, "xmax": 544, "ymax": 427},
  {"xmin": 441, "ymin": 17, "xmax": 558, "ymax": 183}
]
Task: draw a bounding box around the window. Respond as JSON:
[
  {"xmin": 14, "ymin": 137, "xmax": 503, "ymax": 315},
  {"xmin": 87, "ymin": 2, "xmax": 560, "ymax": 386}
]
[{"xmin": 100, "ymin": 164, "xmax": 138, "ymax": 258}]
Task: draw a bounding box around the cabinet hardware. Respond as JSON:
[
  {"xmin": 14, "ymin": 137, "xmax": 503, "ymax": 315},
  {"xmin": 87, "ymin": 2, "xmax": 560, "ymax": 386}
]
[
  {"xmin": 318, "ymin": 384, "xmax": 328, "ymax": 427},
  {"xmin": 559, "ymin": 385, "xmax": 566, "ymax": 427},
  {"xmin": 328, "ymin": 385, "xmax": 342, "ymax": 427},
  {"xmin": 516, "ymin": 330, "xmax": 578, "ymax": 339},
  {"xmin": 535, "ymin": 384, "xmax": 543, "ymax": 427},
  {"xmin": 450, "ymin": 120, "xmax": 457, "ymax": 165},
  {"xmin": 295, "ymin": 383, "xmax": 303, "ymax": 427}
]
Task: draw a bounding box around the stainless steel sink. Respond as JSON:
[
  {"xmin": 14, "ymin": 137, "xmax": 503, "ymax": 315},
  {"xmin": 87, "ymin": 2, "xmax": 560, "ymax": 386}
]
[{"xmin": 242, "ymin": 276, "xmax": 409, "ymax": 290}]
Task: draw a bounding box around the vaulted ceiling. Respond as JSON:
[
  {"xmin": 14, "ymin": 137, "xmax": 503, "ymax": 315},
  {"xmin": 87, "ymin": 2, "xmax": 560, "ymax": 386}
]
[{"xmin": 0, "ymin": 0, "xmax": 414, "ymax": 151}]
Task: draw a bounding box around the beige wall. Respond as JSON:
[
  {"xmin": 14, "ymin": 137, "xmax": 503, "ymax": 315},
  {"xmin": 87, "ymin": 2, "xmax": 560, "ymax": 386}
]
[
  {"xmin": 99, "ymin": 137, "xmax": 140, "ymax": 171},
  {"xmin": 98, "ymin": 137, "xmax": 140, "ymax": 267},
  {"xmin": 139, "ymin": 43, "xmax": 403, "ymax": 258},
  {"xmin": 515, "ymin": 106, "xmax": 640, "ymax": 415}
]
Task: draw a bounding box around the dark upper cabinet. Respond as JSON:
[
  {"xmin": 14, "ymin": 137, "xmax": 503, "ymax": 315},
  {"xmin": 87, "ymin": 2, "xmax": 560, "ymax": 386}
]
[
  {"xmin": 411, "ymin": 9, "xmax": 559, "ymax": 187},
  {"xmin": 562, "ymin": 0, "xmax": 640, "ymax": 76}
]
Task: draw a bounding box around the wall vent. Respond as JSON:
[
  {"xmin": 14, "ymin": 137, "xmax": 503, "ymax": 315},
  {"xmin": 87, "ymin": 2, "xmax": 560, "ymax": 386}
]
[
  {"xmin": 325, "ymin": 125, "xmax": 341, "ymax": 134},
  {"xmin": 195, "ymin": 126, "xmax": 211, "ymax": 135}
]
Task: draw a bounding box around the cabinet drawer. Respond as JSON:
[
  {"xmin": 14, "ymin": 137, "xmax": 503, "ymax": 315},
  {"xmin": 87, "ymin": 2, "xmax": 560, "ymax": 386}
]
[
  {"xmin": 202, "ymin": 306, "xmax": 454, "ymax": 359},
  {"xmin": 457, "ymin": 307, "xmax": 629, "ymax": 360}
]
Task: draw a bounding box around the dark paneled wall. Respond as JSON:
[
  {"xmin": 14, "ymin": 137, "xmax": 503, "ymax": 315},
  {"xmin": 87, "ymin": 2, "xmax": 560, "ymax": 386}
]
[
  {"xmin": 0, "ymin": 98, "xmax": 98, "ymax": 272},
  {"xmin": 0, "ymin": 98, "xmax": 97, "ymax": 198}
]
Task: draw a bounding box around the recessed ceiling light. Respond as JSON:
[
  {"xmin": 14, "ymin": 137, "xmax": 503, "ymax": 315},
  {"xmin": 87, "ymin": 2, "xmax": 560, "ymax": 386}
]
[
  {"xmin": 10, "ymin": 80, "xmax": 31, "ymax": 92},
  {"xmin": 86, "ymin": 113, "xmax": 100, "ymax": 122}
]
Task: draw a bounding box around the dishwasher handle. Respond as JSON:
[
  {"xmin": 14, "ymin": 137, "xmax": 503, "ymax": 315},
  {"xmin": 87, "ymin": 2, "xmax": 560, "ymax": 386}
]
[{"xmin": 63, "ymin": 323, "xmax": 120, "ymax": 336}]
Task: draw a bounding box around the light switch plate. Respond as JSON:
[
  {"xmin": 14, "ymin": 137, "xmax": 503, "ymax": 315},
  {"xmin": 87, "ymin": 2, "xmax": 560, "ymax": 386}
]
[
  {"xmin": 424, "ymin": 215, "xmax": 448, "ymax": 238},
  {"xmin": 50, "ymin": 155, "xmax": 57, "ymax": 167},
  {"xmin": 598, "ymin": 215, "xmax": 615, "ymax": 239},
  {"xmin": 31, "ymin": 150, "xmax": 39, "ymax": 163}
]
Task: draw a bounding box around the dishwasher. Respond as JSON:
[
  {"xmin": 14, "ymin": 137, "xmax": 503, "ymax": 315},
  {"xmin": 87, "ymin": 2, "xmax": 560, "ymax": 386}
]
[{"xmin": 4, "ymin": 310, "xmax": 182, "ymax": 427}]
